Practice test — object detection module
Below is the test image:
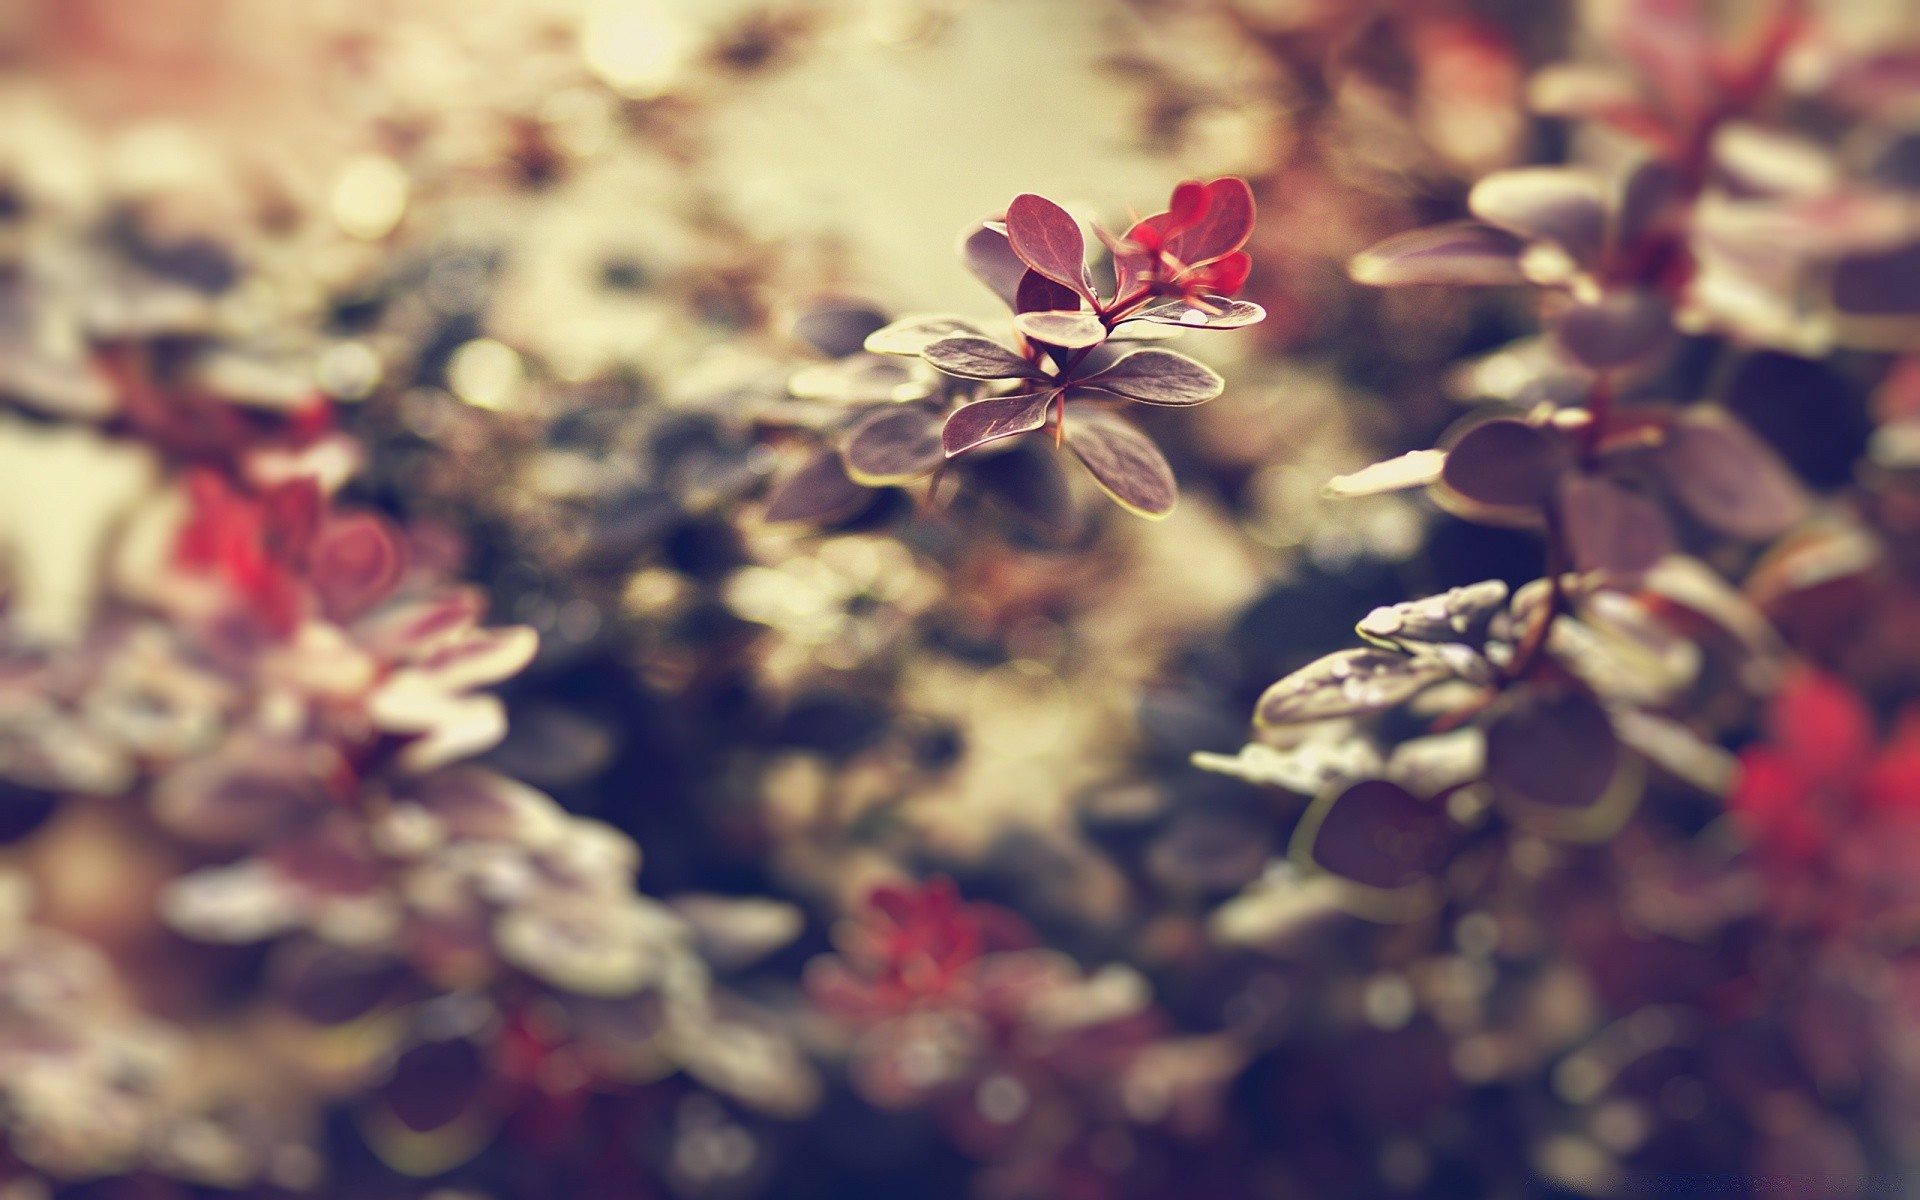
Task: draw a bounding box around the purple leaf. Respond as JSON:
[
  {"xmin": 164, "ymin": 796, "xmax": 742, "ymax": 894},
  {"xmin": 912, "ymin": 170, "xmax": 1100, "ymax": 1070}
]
[
  {"xmin": 841, "ymin": 405, "xmax": 946, "ymax": 485},
  {"xmin": 1256, "ymin": 648, "xmax": 1457, "ymax": 726},
  {"xmin": 1125, "ymin": 298, "xmax": 1268, "ymax": 329},
  {"xmin": 1063, "ymin": 405, "xmax": 1177, "ymax": 518},
  {"xmin": 1076, "ymin": 348, "xmax": 1224, "ymax": 406},
  {"xmin": 1440, "ymin": 418, "xmax": 1574, "ymax": 511},
  {"xmin": 1484, "ymin": 688, "xmax": 1618, "ymax": 809},
  {"xmin": 1005, "ymin": 194, "xmax": 1095, "ymax": 303},
  {"xmin": 1302, "ymin": 779, "xmax": 1455, "ymax": 892},
  {"xmin": 1013, "ymin": 309, "xmax": 1108, "ymax": 348},
  {"xmin": 961, "ymin": 223, "xmax": 1027, "ymax": 310},
  {"xmin": 864, "ymin": 313, "xmax": 991, "ymax": 356},
  {"xmin": 383, "ymin": 1035, "xmax": 490, "ymax": 1134},
  {"xmin": 1657, "ymin": 406, "xmax": 1809, "ymax": 539},
  {"xmin": 763, "ymin": 448, "xmax": 871, "ymax": 524},
  {"xmin": 941, "ymin": 390, "xmax": 1055, "ymax": 456},
  {"xmin": 1016, "ymin": 269, "xmax": 1083, "ymax": 315},
  {"xmin": 1833, "ymin": 243, "xmax": 1920, "ymax": 315},
  {"xmin": 1468, "ymin": 168, "xmax": 1608, "ymax": 266},
  {"xmin": 1557, "ymin": 473, "xmax": 1676, "ymax": 577},
  {"xmin": 969, "ymin": 441, "xmax": 1076, "ymax": 539},
  {"xmin": 1348, "ymin": 222, "xmax": 1527, "ymax": 288},
  {"xmin": 792, "ymin": 302, "xmax": 890, "ymax": 359},
  {"xmin": 920, "ymin": 335, "xmax": 1045, "ymax": 380},
  {"xmin": 1551, "ymin": 291, "xmax": 1673, "ymax": 370}
]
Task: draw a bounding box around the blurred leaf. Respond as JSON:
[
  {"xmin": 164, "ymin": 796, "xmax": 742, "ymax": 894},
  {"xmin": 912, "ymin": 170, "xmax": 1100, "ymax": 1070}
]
[
  {"xmin": 962, "ymin": 223, "xmax": 1026, "ymax": 310},
  {"xmin": 969, "ymin": 439, "xmax": 1076, "ymax": 539},
  {"xmin": 864, "ymin": 313, "xmax": 990, "ymax": 356},
  {"xmin": 921, "ymin": 335, "xmax": 1044, "ymax": 380},
  {"xmin": 1294, "ymin": 779, "xmax": 1455, "ymax": 893},
  {"xmin": 1325, "ymin": 449, "xmax": 1447, "ymax": 498},
  {"xmin": 1558, "ymin": 473, "xmax": 1675, "ymax": 577},
  {"xmin": 1348, "ymin": 222, "xmax": 1527, "ymax": 288},
  {"xmin": 1064, "ymin": 405, "xmax": 1177, "ymax": 518},
  {"xmin": 1485, "ymin": 689, "xmax": 1618, "ymax": 809},
  {"xmin": 1191, "ymin": 734, "xmax": 1385, "ymax": 796},
  {"xmin": 763, "ymin": 449, "xmax": 870, "ymax": 524},
  {"xmin": 1552, "ymin": 291, "xmax": 1673, "ymax": 370},
  {"xmin": 1440, "ymin": 418, "xmax": 1573, "ymax": 510},
  {"xmin": 1006, "ymin": 193, "xmax": 1095, "ymax": 304},
  {"xmin": 1256, "ymin": 649, "xmax": 1456, "ymax": 727},
  {"xmin": 790, "ymin": 354, "xmax": 937, "ymax": 404},
  {"xmin": 1658, "ymin": 406, "xmax": 1810, "ymax": 539},
  {"xmin": 1832, "ymin": 243, "xmax": 1920, "ymax": 315},
  {"xmin": 793, "ymin": 302, "xmax": 890, "ymax": 358},
  {"xmin": 842, "ymin": 405, "xmax": 946, "ymax": 485},
  {"xmin": 313, "ymin": 513, "xmax": 406, "ymax": 623},
  {"xmin": 1468, "ymin": 168, "xmax": 1607, "ymax": 265},
  {"xmin": 1014, "ymin": 310, "xmax": 1108, "ymax": 348},
  {"xmin": 942, "ymin": 391, "xmax": 1055, "ymax": 456},
  {"xmin": 1357, "ymin": 581, "xmax": 1510, "ymax": 649},
  {"xmin": 1078, "ymin": 348, "xmax": 1224, "ymax": 406}
]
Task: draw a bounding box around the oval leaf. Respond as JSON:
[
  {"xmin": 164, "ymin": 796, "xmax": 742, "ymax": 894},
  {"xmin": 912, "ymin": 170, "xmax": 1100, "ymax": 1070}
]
[
  {"xmin": 1348, "ymin": 222, "xmax": 1527, "ymax": 288},
  {"xmin": 921, "ymin": 335, "xmax": 1044, "ymax": 380},
  {"xmin": 1441, "ymin": 418, "xmax": 1573, "ymax": 510},
  {"xmin": 1014, "ymin": 309, "xmax": 1108, "ymax": 349},
  {"xmin": 763, "ymin": 449, "xmax": 870, "ymax": 524},
  {"xmin": 1299, "ymin": 779, "xmax": 1455, "ymax": 892},
  {"xmin": 1552, "ymin": 291, "xmax": 1673, "ymax": 370},
  {"xmin": 1657, "ymin": 406, "xmax": 1809, "ymax": 539},
  {"xmin": 942, "ymin": 390, "xmax": 1055, "ymax": 457},
  {"xmin": 842, "ymin": 405, "xmax": 946, "ymax": 485},
  {"xmin": 1558, "ymin": 473, "xmax": 1676, "ymax": 577},
  {"xmin": 793, "ymin": 302, "xmax": 889, "ymax": 359},
  {"xmin": 1325, "ymin": 449, "xmax": 1448, "ymax": 498},
  {"xmin": 314, "ymin": 513, "xmax": 406, "ymax": 623},
  {"xmin": 961, "ymin": 223, "xmax": 1026, "ymax": 310},
  {"xmin": 1468, "ymin": 168, "xmax": 1608, "ymax": 265},
  {"xmin": 1063, "ymin": 405, "xmax": 1177, "ymax": 518},
  {"xmin": 1005, "ymin": 193, "xmax": 1094, "ymax": 303},
  {"xmin": 1484, "ymin": 689, "xmax": 1618, "ymax": 809},
  {"xmin": 864, "ymin": 313, "xmax": 991, "ymax": 356},
  {"xmin": 1256, "ymin": 648, "xmax": 1457, "ymax": 726},
  {"xmin": 1077, "ymin": 348, "xmax": 1224, "ymax": 406},
  {"xmin": 1126, "ymin": 298, "xmax": 1267, "ymax": 329},
  {"xmin": 1016, "ymin": 269, "xmax": 1083, "ymax": 315}
]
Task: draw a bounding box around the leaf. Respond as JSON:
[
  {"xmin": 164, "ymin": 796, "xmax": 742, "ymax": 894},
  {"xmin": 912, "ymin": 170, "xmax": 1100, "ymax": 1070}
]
[
  {"xmin": 1356, "ymin": 581, "xmax": 1510, "ymax": 648},
  {"xmin": 1190, "ymin": 737, "xmax": 1385, "ymax": 796},
  {"xmin": 961, "ymin": 223, "xmax": 1026, "ymax": 310},
  {"xmin": 1833, "ymin": 243, "xmax": 1920, "ymax": 316},
  {"xmin": 790, "ymin": 354, "xmax": 937, "ymax": 403},
  {"xmin": 1468, "ymin": 168, "xmax": 1608, "ymax": 266},
  {"xmin": 1558, "ymin": 473, "xmax": 1676, "ymax": 577},
  {"xmin": 841, "ymin": 405, "xmax": 946, "ymax": 485},
  {"xmin": 1063, "ymin": 405, "xmax": 1177, "ymax": 518},
  {"xmin": 1484, "ymin": 688, "xmax": 1618, "ymax": 809},
  {"xmin": 1295, "ymin": 779, "xmax": 1455, "ymax": 892},
  {"xmin": 1014, "ymin": 309, "xmax": 1108, "ymax": 348},
  {"xmin": 1348, "ymin": 222, "xmax": 1528, "ymax": 287},
  {"xmin": 1256, "ymin": 649, "xmax": 1456, "ymax": 726},
  {"xmin": 1005, "ymin": 193, "xmax": 1094, "ymax": 303},
  {"xmin": 1609, "ymin": 708, "xmax": 1735, "ymax": 795},
  {"xmin": 1016, "ymin": 269, "xmax": 1082, "ymax": 315},
  {"xmin": 1178, "ymin": 177, "xmax": 1257, "ymax": 264},
  {"xmin": 1126, "ymin": 298, "xmax": 1267, "ymax": 329},
  {"xmin": 942, "ymin": 390, "xmax": 1055, "ymax": 456},
  {"xmin": 921, "ymin": 335, "xmax": 1045, "ymax": 380},
  {"xmin": 968, "ymin": 439, "xmax": 1076, "ymax": 539},
  {"xmin": 1324, "ymin": 449, "xmax": 1447, "ymax": 498},
  {"xmin": 1552, "ymin": 291, "xmax": 1673, "ymax": 370},
  {"xmin": 1077, "ymin": 348, "xmax": 1224, "ymax": 406},
  {"xmin": 1657, "ymin": 407, "xmax": 1809, "ymax": 540},
  {"xmin": 793, "ymin": 302, "xmax": 889, "ymax": 359},
  {"xmin": 1440, "ymin": 418, "xmax": 1573, "ymax": 510},
  {"xmin": 313, "ymin": 513, "xmax": 406, "ymax": 623},
  {"xmin": 763, "ymin": 448, "xmax": 870, "ymax": 524},
  {"xmin": 864, "ymin": 313, "xmax": 990, "ymax": 356}
]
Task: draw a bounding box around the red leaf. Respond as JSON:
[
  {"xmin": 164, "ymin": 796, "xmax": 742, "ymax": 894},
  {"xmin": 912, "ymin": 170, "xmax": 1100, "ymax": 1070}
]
[
  {"xmin": 1015, "ymin": 269, "xmax": 1082, "ymax": 315},
  {"xmin": 313, "ymin": 513, "xmax": 406, "ymax": 623},
  {"xmin": 1005, "ymin": 194, "xmax": 1094, "ymax": 304},
  {"xmin": 1175, "ymin": 177, "xmax": 1256, "ymax": 265}
]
